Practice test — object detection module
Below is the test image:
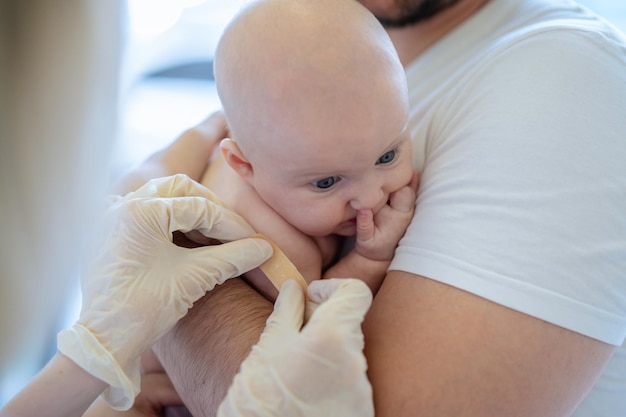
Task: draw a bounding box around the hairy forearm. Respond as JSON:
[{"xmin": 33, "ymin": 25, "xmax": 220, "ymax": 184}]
[{"xmin": 152, "ymin": 279, "xmax": 273, "ymax": 417}]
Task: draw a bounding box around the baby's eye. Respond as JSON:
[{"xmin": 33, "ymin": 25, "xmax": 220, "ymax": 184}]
[
  {"xmin": 313, "ymin": 176, "xmax": 340, "ymax": 189},
  {"xmin": 377, "ymin": 149, "xmax": 396, "ymax": 165}
]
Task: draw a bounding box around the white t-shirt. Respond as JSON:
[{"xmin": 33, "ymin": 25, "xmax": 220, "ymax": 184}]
[{"xmin": 389, "ymin": 0, "xmax": 626, "ymax": 415}]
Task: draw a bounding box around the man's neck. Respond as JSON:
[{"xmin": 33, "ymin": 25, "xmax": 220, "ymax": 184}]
[{"xmin": 386, "ymin": 0, "xmax": 490, "ymax": 67}]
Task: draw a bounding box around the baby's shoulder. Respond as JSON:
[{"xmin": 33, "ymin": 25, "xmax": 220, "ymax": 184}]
[{"xmin": 204, "ymin": 159, "xmax": 325, "ymax": 282}]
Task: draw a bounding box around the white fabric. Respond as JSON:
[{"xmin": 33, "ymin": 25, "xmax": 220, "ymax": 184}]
[{"xmin": 389, "ymin": 0, "xmax": 626, "ymax": 415}]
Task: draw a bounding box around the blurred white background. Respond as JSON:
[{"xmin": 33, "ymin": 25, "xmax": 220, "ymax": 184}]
[{"xmin": 111, "ymin": 0, "xmax": 254, "ymax": 179}]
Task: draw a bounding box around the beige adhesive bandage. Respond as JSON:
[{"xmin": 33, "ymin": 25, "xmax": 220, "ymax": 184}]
[{"xmin": 252, "ymin": 234, "xmax": 308, "ymax": 295}]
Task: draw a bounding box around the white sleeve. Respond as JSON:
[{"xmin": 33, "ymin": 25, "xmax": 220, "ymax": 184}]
[{"xmin": 391, "ymin": 26, "xmax": 626, "ymax": 345}]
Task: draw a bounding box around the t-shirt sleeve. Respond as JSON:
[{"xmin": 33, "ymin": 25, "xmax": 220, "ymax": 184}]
[{"xmin": 391, "ymin": 27, "xmax": 626, "ymax": 345}]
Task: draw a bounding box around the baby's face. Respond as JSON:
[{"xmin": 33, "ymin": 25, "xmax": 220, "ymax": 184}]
[
  {"xmin": 248, "ymin": 111, "xmax": 413, "ymax": 238},
  {"xmin": 218, "ymin": 0, "xmax": 413, "ymax": 238}
]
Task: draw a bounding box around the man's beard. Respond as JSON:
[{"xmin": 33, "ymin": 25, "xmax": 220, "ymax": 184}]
[{"xmin": 373, "ymin": 0, "xmax": 461, "ymax": 28}]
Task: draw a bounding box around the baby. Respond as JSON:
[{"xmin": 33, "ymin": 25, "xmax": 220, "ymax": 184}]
[{"xmin": 201, "ymin": 0, "xmax": 416, "ymax": 299}]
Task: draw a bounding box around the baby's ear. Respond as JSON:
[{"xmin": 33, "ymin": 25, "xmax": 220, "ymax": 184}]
[{"xmin": 220, "ymin": 138, "xmax": 254, "ymax": 182}]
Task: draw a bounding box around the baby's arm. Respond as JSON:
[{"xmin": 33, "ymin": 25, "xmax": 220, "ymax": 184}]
[{"xmin": 323, "ymin": 177, "xmax": 417, "ymax": 294}]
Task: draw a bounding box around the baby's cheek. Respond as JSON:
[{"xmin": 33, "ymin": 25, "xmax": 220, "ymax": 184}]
[{"xmin": 297, "ymin": 215, "xmax": 339, "ymax": 237}]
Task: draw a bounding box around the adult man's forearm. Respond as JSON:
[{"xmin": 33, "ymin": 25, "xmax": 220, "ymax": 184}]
[{"xmin": 153, "ymin": 278, "xmax": 273, "ymax": 417}]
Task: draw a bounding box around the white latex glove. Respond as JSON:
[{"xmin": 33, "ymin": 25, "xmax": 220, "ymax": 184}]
[
  {"xmin": 57, "ymin": 174, "xmax": 273, "ymax": 410},
  {"xmin": 218, "ymin": 278, "xmax": 374, "ymax": 417}
]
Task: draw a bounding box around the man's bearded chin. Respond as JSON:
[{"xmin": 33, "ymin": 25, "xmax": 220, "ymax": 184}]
[{"xmin": 373, "ymin": 0, "xmax": 461, "ymax": 28}]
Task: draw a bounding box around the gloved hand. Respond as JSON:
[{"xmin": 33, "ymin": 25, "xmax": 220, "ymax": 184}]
[
  {"xmin": 218, "ymin": 278, "xmax": 374, "ymax": 417},
  {"xmin": 57, "ymin": 174, "xmax": 273, "ymax": 410}
]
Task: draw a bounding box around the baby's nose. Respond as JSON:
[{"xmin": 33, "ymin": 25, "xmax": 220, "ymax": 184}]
[{"xmin": 349, "ymin": 186, "xmax": 387, "ymax": 213}]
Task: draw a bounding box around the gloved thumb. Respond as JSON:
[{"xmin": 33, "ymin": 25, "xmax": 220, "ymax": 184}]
[
  {"xmin": 255, "ymin": 280, "xmax": 305, "ymax": 351},
  {"xmin": 305, "ymin": 278, "xmax": 373, "ymax": 335}
]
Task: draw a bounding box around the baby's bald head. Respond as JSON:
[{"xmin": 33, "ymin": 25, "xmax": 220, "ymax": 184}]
[{"xmin": 214, "ymin": 0, "xmax": 407, "ymax": 161}]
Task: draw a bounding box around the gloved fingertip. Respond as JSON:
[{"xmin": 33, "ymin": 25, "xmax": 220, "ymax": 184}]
[
  {"xmin": 280, "ymin": 279, "xmax": 300, "ymax": 291},
  {"xmin": 275, "ymin": 279, "xmax": 301, "ymax": 308},
  {"xmin": 306, "ymin": 279, "xmax": 373, "ymax": 322},
  {"xmin": 308, "ymin": 278, "xmax": 370, "ymax": 304},
  {"xmin": 268, "ymin": 279, "xmax": 304, "ymax": 328},
  {"xmin": 191, "ymin": 238, "xmax": 273, "ymax": 280},
  {"xmin": 249, "ymin": 237, "xmax": 274, "ymax": 260}
]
